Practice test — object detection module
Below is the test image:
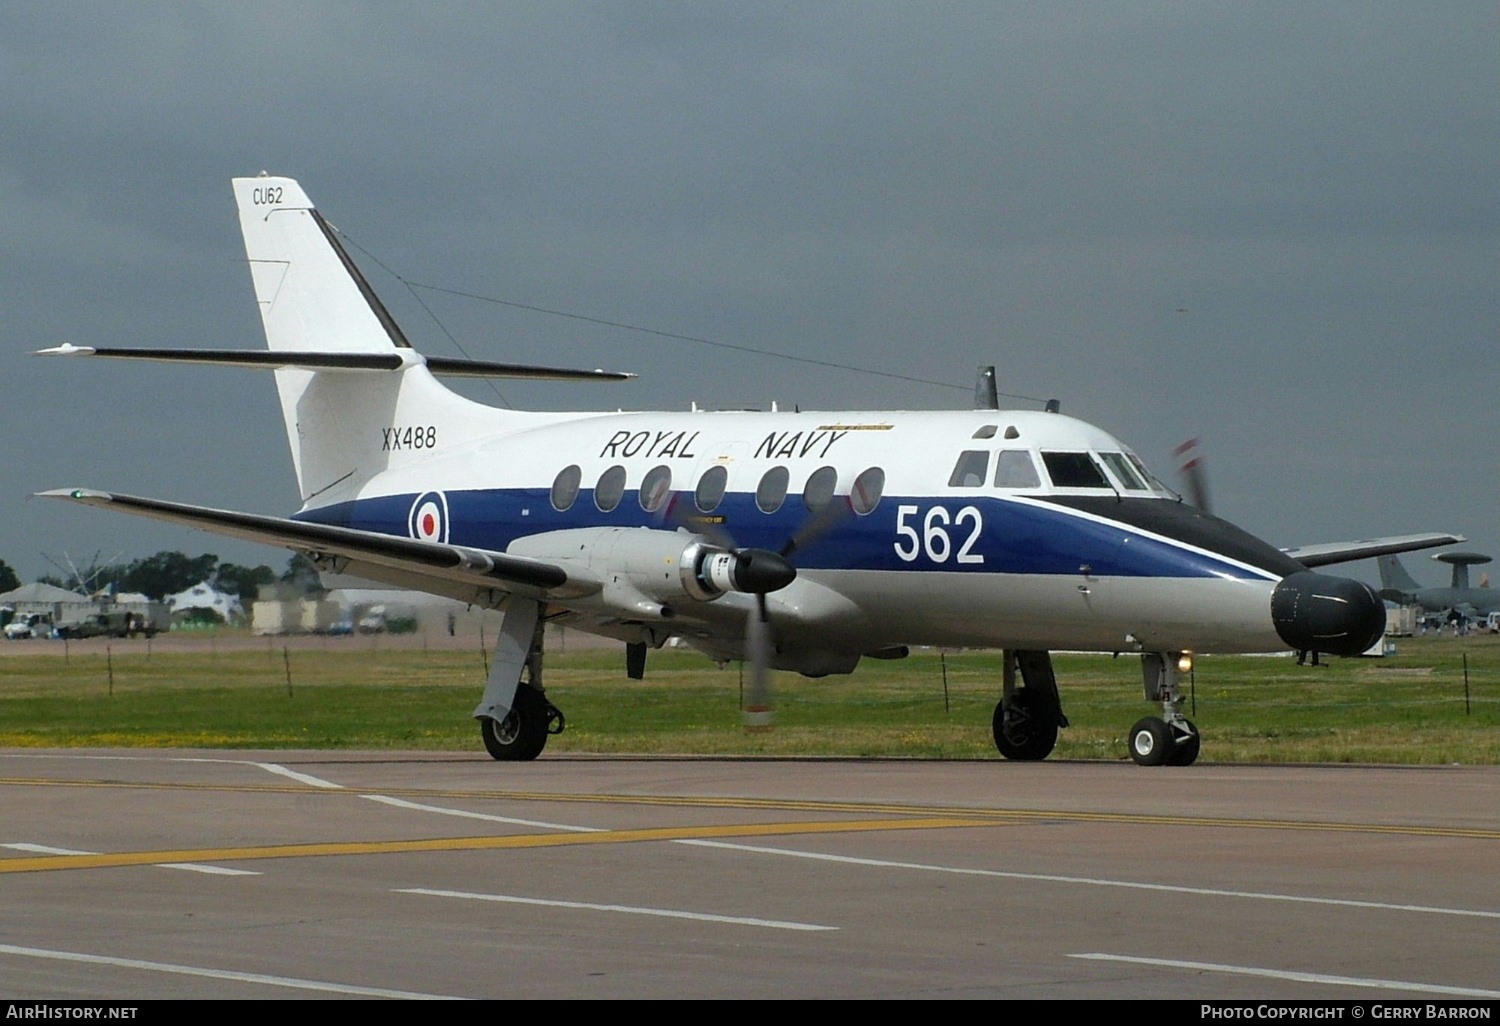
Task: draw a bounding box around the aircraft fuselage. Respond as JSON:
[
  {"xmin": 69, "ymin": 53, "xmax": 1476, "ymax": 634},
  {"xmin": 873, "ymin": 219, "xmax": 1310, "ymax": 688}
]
[{"xmin": 295, "ymin": 404, "xmax": 1314, "ymax": 671}]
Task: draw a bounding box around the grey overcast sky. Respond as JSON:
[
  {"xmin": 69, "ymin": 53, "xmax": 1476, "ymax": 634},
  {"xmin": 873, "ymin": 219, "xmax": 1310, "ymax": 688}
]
[{"xmin": 1, "ymin": 2, "xmax": 1494, "ymax": 589}]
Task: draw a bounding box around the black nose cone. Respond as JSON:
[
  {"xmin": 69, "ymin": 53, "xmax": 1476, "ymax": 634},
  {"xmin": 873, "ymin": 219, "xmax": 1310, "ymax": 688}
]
[{"xmin": 1272, "ymin": 571, "xmax": 1385, "ymax": 656}]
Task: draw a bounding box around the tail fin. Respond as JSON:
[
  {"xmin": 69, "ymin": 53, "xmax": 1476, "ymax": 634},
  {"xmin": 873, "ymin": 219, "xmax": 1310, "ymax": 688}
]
[
  {"xmin": 232, "ymin": 175, "xmax": 502, "ymax": 508},
  {"xmin": 1377, "ymin": 554, "xmax": 1422, "ymax": 594},
  {"xmin": 233, "ymin": 176, "xmax": 410, "ymax": 354}
]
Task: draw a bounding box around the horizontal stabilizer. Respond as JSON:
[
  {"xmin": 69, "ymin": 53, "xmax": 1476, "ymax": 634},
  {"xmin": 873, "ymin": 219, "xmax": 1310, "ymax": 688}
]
[
  {"xmin": 34, "ymin": 344, "xmax": 633, "ymax": 382},
  {"xmin": 1283, "ymin": 532, "xmax": 1466, "ymax": 569},
  {"xmin": 38, "ymin": 488, "xmax": 569, "ymax": 592}
]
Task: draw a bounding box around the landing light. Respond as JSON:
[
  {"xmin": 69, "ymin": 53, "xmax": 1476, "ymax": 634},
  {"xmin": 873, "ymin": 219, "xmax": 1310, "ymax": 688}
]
[{"xmin": 1177, "ymin": 653, "xmax": 1194, "ymax": 673}]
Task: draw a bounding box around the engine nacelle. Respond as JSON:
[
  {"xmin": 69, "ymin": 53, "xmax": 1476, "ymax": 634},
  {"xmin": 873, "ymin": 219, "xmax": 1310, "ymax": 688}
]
[{"xmin": 507, "ymin": 527, "xmax": 795, "ymax": 618}]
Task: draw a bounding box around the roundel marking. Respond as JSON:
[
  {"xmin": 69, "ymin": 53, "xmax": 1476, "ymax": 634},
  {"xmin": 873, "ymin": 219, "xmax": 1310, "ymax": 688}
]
[{"xmin": 408, "ymin": 491, "xmax": 450, "ymax": 544}]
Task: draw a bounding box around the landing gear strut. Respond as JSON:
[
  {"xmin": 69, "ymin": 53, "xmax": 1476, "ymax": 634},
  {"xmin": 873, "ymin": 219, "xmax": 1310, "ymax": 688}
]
[
  {"xmin": 992, "ymin": 650, "xmax": 1069, "ymax": 761},
  {"xmin": 473, "ymin": 600, "xmax": 566, "ymax": 761},
  {"xmin": 1128, "ymin": 652, "xmax": 1199, "ymax": 766}
]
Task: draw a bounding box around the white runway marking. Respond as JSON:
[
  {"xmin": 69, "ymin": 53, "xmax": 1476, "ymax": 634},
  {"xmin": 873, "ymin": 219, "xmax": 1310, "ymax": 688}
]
[
  {"xmin": 1069, "ymin": 953, "xmax": 1500, "ymax": 999},
  {"xmin": 0, "ymin": 942, "xmax": 463, "ymax": 999},
  {"xmin": 153, "ymin": 862, "xmax": 261, "ymax": 876},
  {"xmin": 0, "ymin": 752, "xmax": 344, "ymax": 789},
  {"xmin": 396, "ymin": 887, "xmax": 839, "ymax": 931},
  {"xmin": 250, "ymin": 762, "xmax": 344, "ymax": 789},
  {"xmin": 363, "ymin": 794, "xmax": 604, "ymax": 832},
  {"xmin": 3, "ymin": 843, "xmax": 259, "ymax": 876},
  {"xmin": 676, "ymin": 840, "xmax": 1500, "ymax": 920}
]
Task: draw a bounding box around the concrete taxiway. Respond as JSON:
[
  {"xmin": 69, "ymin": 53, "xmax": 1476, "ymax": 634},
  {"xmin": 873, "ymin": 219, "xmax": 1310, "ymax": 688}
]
[{"xmin": 1, "ymin": 750, "xmax": 1496, "ymax": 999}]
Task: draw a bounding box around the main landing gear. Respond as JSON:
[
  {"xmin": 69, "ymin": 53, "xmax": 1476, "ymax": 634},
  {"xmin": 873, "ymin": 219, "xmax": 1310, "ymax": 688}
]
[
  {"xmin": 992, "ymin": 650, "xmax": 1069, "ymax": 761},
  {"xmin": 473, "ymin": 599, "xmax": 566, "ymax": 761},
  {"xmin": 480, "ymin": 684, "xmax": 565, "ymax": 761},
  {"xmin": 1127, "ymin": 651, "xmax": 1199, "ymax": 767}
]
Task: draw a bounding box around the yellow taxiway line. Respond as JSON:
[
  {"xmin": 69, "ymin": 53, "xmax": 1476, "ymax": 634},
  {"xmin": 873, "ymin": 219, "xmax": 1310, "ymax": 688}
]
[{"xmin": 0, "ymin": 817, "xmax": 990, "ymax": 875}]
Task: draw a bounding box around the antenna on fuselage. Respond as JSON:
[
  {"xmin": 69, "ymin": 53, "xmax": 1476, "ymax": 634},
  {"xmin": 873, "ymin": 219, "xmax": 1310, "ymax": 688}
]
[{"xmin": 974, "ymin": 366, "xmax": 999, "ymax": 410}]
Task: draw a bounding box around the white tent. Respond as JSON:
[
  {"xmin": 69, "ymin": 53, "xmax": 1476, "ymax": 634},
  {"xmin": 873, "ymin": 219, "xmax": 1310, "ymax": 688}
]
[{"xmin": 164, "ymin": 581, "xmax": 243, "ymax": 621}]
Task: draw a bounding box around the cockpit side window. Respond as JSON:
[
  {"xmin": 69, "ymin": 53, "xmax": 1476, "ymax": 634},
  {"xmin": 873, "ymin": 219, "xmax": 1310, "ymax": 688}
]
[
  {"xmin": 994, "ymin": 449, "xmax": 1041, "ymax": 489},
  {"xmin": 947, "ymin": 450, "xmax": 989, "ymax": 488},
  {"xmin": 1041, "ymin": 451, "xmax": 1110, "ymax": 489},
  {"xmin": 1128, "ymin": 453, "xmax": 1170, "ymax": 493},
  {"xmin": 1098, "ymin": 451, "xmax": 1148, "ymax": 490}
]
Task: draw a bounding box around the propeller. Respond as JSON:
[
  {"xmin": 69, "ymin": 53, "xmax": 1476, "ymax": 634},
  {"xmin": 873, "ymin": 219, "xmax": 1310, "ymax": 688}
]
[
  {"xmin": 1172, "ymin": 436, "xmax": 1211, "ymax": 513},
  {"xmin": 743, "ymin": 592, "xmax": 774, "ymax": 731},
  {"xmin": 661, "ymin": 485, "xmax": 850, "ymax": 730}
]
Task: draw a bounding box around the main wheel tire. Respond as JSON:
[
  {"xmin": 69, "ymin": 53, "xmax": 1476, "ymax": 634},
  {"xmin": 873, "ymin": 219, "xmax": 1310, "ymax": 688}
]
[
  {"xmin": 1167, "ymin": 719, "xmax": 1201, "ymax": 766},
  {"xmin": 480, "ymin": 686, "xmax": 551, "ymax": 761},
  {"xmin": 992, "ymin": 690, "xmax": 1058, "ymax": 761},
  {"xmin": 1128, "ymin": 716, "xmax": 1176, "ymax": 766}
]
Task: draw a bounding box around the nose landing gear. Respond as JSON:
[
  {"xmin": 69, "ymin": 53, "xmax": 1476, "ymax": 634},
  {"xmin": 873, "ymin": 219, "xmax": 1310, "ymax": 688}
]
[{"xmin": 1129, "ymin": 651, "xmax": 1199, "ymax": 766}]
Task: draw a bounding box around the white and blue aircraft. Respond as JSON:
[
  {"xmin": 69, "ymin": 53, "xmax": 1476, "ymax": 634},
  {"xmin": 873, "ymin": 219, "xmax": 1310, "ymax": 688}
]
[{"xmin": 39, "ymin": 175, "xmax": 1462, "ymax": 766}]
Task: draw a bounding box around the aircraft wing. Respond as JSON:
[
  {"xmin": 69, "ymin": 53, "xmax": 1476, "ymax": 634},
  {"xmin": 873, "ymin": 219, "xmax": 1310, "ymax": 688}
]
[
  {"xmin": 1283, "ymin": 532, "xmax": 1465, "ymax": 569},
  {"xmin": 37, "ymin": 489, "xmax": 572, "ymax": 596}
]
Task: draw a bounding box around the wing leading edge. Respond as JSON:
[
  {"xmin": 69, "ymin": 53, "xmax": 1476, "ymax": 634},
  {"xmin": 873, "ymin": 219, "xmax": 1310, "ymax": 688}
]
[{"xmin": 38, "ymin": 489, "xmax": 570, "ymax": 596}]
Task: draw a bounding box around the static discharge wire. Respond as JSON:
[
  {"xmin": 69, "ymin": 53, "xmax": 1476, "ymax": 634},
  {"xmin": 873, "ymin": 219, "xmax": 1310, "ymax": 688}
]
[{"xmin": 331, "ymin": 226, "xmax": 1048, "ymax": 406}]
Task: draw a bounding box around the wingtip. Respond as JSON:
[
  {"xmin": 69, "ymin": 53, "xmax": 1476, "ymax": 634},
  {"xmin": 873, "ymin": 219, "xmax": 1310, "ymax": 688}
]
[
  {"xmin": 36, "ymin": 488, "xmax": 112, "ymax": 502},
  {"xmin": 34, "ymin": 343, "xmax": 96, "ymax": 357}
]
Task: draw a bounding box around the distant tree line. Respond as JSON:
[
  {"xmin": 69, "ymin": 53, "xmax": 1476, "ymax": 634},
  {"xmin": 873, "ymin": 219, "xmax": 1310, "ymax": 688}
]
[{"xmin": 24, "ymin": 552, "xmax": 323, "ymax": 603}]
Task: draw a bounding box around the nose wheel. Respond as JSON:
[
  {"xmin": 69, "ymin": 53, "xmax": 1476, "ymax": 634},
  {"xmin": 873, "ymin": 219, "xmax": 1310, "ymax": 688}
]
[
  {"xmin": 1128, "ymin": 715, "xmax": 1199, "ymax": 766},
  {"xmin": 1129, "ymin": 652, "xmax": 1201, "ymax": 766}
]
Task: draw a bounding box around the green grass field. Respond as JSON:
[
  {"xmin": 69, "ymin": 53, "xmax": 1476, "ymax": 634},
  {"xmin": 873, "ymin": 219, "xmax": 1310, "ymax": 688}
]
[{"xmin": 1, "ymin": 634, "xmax": 1496, "ymax": 763}]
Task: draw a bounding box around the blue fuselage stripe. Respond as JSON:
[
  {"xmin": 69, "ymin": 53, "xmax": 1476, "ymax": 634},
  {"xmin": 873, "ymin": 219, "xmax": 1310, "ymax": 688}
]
[{"xmin": 297, "ymin": 490, "xmax": 1273, "ymax": 581}]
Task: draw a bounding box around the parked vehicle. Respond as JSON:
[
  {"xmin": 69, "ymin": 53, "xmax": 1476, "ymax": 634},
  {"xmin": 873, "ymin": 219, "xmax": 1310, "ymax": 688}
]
[{"xmin": 4, "ymin": 613, "xmax": 53, "ymax": 640}]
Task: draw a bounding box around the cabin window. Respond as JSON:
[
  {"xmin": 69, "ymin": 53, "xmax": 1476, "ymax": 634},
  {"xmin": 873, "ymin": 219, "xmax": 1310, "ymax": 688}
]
[
  {"xmin": 802, "ymin": 466, "xmax": 838, "ymax": 513},
  {"xmin": 947, "ymin": 451, "xmax": 989, "ymax": 487},
  {"xmin": 639, "ymin": 465, "xmax": 672, "ymax": 512},
  {"xmin": 756, "ymin": 466, "xmax": 790, "ymax": 513},
  {"xmin": 1098, "ymin": 451, "xmax": 1148, "ymax": 491},
  {"xmin": 1041, "ymin": 451, "xmax": 1110, "ymax": 489},
  {"xmin": 550, "ymin": 465, "xmax": 582, "ymax": 511},
  {"xmin": 994, "ymin": 450, "xmax": 1041, "ymax": 489},
  {"xmin": 695, "ymin": 465, "xmax": 728, "ymax": 512},
  {"xmin": 594, "ymin": 465, "xmax": 627, "ymax": 512},
  {"xmin": 851, "ymin": 467, "xmax": 885, "ymax": 515}
]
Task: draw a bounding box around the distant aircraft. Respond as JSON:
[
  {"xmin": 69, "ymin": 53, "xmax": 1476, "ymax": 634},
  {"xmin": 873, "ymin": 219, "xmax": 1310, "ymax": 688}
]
[
  {"xmin": 36, "ymin": 175, "xmax": 1464, "ymax": 766},
  {"xmin": 1378, "ymin": 552, "xmax": 1498, "ymax": 620}
]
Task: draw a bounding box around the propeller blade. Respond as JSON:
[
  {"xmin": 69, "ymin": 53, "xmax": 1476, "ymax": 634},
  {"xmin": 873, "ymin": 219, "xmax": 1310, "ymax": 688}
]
[
  {"xmin": 1172, "ymin": 436, "xmax": 1211, "ymax": 513},
  {"xmin": 780, "ymin": 496, "xmax": 852, "ymax": 560},
  {"xmin": 743, "ymin": 596, "xmax": 773, "ymax": 731}
]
